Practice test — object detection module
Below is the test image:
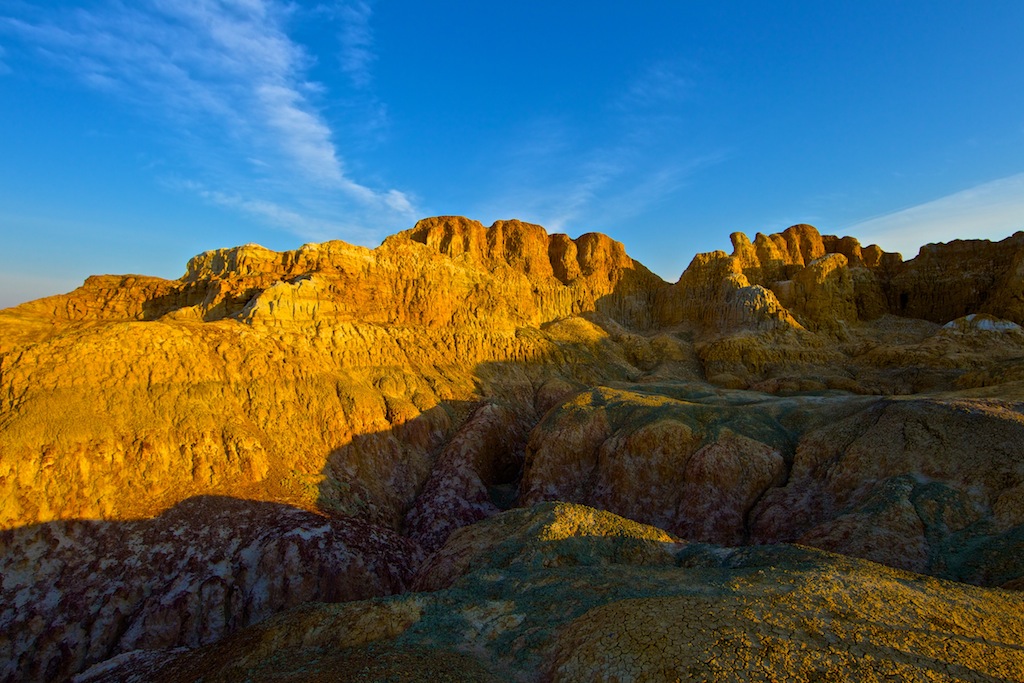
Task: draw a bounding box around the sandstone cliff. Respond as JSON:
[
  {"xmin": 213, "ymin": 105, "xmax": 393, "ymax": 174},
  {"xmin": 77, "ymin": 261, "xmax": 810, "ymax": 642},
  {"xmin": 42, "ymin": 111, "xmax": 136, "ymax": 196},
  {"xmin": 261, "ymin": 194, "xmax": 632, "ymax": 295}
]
[
  {"xmin": 654, "ymin": 223, "xmax": 899, "ymax": 332},
  {"xmin": 890, "ymin": 232, "xmax": 1024, "ymax": 323},
  {"xmin": 0, "ymin": 217, "xmax": 664, "ymax": 532},
  {"xmin": 655, "ymin": 224, "xmax": 1024, "ymax": 336},
  {"xmin": 2, "ymin": 216, "xmax": 1024, "ymax": 682}
]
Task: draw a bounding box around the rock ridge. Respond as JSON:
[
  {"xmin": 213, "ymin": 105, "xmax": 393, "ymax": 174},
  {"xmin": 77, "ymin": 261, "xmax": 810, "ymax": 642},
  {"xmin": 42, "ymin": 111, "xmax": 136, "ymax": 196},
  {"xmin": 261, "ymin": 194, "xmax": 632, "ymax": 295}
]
[{"xmin": 3, "ymin": 216, "xmax": 1024, "ymax": 682}]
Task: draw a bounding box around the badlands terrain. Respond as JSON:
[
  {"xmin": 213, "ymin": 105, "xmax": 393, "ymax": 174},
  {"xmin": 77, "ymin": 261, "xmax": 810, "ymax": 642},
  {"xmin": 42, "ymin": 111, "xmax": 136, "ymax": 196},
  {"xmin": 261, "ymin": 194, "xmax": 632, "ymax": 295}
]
[{"xmin": 2, "ymin": 216, "xmax": 1024, "ymax": 681}]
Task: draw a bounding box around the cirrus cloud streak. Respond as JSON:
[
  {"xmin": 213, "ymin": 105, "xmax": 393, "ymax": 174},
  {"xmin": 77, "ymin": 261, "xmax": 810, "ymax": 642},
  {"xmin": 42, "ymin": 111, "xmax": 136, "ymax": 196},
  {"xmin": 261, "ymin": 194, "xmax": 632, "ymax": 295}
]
[
  {"xmin": 2, "ymin": 0, "xmax": 415, "ymax": 239},
  {"xmin": 846, "ymin": 173, "xmax": 1024, "ymax": 259}
]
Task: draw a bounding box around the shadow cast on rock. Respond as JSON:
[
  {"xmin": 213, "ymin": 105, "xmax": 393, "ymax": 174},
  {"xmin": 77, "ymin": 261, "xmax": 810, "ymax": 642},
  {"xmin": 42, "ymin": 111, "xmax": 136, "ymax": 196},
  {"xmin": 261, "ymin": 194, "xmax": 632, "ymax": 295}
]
[{"xmin": 0, "ymin": 495, "xmax": 420, "ymax": 683}]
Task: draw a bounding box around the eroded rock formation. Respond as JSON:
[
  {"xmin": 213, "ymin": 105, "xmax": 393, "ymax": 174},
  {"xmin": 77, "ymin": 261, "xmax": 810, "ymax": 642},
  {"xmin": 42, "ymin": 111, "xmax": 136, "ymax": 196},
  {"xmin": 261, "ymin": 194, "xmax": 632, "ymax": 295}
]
[
  {"xmin": 83, "ymin": 504, "xmax": 1024, "ymax": 683},
  {"xmin": 2, "ymin": 217, "xmax": 1024, "ymax": 681},
  {"xmin": 0, "ymin": 496, "xmax": 419, "ymax": 682},
  {"xmin": 654, "ymin": 223, "xmax": 900, "ymax": 333},
  {"xmin": 522, "ymin": 387, "xmax": 1024, "ymax": 585}
]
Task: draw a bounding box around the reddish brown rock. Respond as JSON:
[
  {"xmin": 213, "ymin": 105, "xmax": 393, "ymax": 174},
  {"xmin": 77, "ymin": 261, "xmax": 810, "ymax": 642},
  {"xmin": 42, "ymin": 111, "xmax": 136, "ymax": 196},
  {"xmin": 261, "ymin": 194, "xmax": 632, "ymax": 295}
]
[
  {"xmin": 403, "ymin": 400, "xmax": 531, "ymax": 552},
  {"xmin": 890, "ymin": 232, "xmax": 1024, "ymax": 324},
  {"xmin": 0, "ymin": 496, "xmax": 421, "ymax": 683},
  {"xmin": 521, "ymin": 387, "xmax": 794, "ymax": 544},
  {"xmin": 674, "ymin": 430, "xmax": 786, "ymax": 545}
]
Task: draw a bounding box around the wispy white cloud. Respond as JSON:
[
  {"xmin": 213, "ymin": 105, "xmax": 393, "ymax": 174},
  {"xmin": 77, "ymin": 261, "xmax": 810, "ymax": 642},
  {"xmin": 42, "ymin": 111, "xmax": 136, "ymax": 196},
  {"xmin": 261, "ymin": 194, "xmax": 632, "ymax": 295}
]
[
  {"xmin": 543, "ymin": 160, "xmax": 621, "ymax": 232},
  {"xmin": 337, "ymin": 0, "xmax": 374, "ymax": 89},
  {"xmin": 165, "ymin": 177, "xmax": 379, "ymax": 243},
  {"xmin": 476, "ymin": 59, "xmax": 718, "ymax": 234},
  {"xmin": 1, "ymin": 0, "xmax": 415, "ymax": 240},
  {"xmin": 845, "ymin": 173, "xmax": 1024, "ymax": 259},
  {"xmin": 479, "ymin": 139, "xmax": 713, "ymax": 236},
  {"xmin": 617, "ymin": 60, "xmax": 694, "ymax": 110},
  {"xmin": 255, "ymin": 81, "xmax": 346, "ymax": 187},
  {"xmin": 324, "ymin": 0, "xmax": 391, "ymax": 149}
]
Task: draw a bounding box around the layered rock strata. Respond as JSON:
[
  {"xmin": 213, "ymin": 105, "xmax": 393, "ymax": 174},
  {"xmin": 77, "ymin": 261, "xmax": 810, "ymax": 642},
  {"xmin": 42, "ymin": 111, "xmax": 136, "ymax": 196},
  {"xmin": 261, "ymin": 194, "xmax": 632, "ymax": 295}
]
[
  {"xmin": 522, "ymin": 386, "xmax": 1024, "ymax": 586},
  {"xmin": 3, "ymin": 217, "xmax": 1024, "ymax": 682},
  {"xmin": 655, "ymin": 224, "xmax": 1024, "ymax": 335},
  {"xmin": 654, "ymin": 223, "xmax": 899, "ymax": 332},
  {"xmin": 0, "ymin": 217, "xmax": 663, "ymax": 532}
]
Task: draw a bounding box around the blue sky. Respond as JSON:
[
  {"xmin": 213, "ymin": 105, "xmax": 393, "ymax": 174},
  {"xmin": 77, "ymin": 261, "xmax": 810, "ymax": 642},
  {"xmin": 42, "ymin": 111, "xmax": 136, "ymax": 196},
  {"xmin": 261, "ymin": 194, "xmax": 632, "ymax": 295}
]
[{"xmin": 1, "ymin": 1, "xmax": 1023, "ymax": 307}]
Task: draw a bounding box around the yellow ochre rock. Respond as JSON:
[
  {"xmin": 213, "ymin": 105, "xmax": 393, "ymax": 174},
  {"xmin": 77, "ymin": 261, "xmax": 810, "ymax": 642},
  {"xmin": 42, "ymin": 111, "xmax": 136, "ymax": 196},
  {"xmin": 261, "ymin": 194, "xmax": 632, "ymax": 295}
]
[{"xmin": 4, "ymin": 217, "xmax": 1024, "ymax": 683}]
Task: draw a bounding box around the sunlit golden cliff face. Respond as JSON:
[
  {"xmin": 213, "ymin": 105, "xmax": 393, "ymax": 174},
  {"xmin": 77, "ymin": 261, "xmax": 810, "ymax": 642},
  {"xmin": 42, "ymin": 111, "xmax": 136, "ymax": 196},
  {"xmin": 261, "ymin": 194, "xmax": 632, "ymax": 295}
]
[{"xmin": 2, "ymin": 217, "xmax": 1024, "ymax": 682}]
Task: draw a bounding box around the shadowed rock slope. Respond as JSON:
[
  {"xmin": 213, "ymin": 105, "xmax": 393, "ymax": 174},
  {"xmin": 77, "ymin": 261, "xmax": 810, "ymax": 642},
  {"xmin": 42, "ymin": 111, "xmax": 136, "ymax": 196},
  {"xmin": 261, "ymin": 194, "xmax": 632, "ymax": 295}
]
[
  {"xmin": 0, "ymin": 497, "xmax": 420, "ymax": 682},
  {"xmin": 2, "ymin": 217, "xmax": 1024, "ymax": 682},
  {"xmin": 91, "ymin": 504, "xmax": 1024, "ymax": 683}
]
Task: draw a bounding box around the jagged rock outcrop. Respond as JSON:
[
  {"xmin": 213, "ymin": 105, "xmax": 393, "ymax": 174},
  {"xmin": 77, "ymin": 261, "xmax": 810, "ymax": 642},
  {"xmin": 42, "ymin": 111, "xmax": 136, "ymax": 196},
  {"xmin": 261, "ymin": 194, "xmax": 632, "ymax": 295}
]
[
  {"xmin": 394, "ymin": 216, "xmax": 664, "ymax": 328},
  {"xmin": 654, "ymin": 248, "xmax": 800, "ymax": 332},
  {"xmin": 4, "ymin": 217, "xmax": 664, "ymax": 339},
  {"xmin": 4, "ymin": 216, "xmax": 1024, "ymax": 682},
  {"xmin": 655, "ymin": 223, "xmax": 899, "ymax": 333},
  {"xmin": 890, "ymin": 232, "xmax": 1024, "ymax": 324},
  {"xmin": 0, "ymin": 219, "xmax": 667, "ymax": 532},
  {"xmin": 657, "ymin": 224, "xmax": 1024, "ymax": 338},
  {"xmin": 0, "ymin": 496, "xmax": 421, "ymax": 683},
  {"xmin": 87, "ymin": 504, "xmax": 1024, "ymax": 683}
]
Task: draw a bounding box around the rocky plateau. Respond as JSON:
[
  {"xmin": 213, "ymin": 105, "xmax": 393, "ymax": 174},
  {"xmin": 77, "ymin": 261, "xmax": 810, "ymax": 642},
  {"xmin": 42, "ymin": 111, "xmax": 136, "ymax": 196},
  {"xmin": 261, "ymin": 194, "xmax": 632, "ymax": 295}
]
[{"xmin": 2, "ymin": 216, "xmax": 1024, "ymax": 681}]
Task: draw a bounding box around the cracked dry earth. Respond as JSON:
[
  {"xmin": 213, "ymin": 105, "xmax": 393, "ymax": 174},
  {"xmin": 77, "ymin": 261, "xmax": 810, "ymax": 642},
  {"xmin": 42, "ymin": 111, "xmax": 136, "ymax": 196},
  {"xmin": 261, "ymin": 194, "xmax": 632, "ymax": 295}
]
[{"xmin": 3, "ymin": 217, "xmax": 1024, "ymax": 681}]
